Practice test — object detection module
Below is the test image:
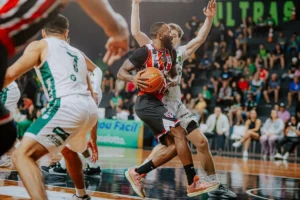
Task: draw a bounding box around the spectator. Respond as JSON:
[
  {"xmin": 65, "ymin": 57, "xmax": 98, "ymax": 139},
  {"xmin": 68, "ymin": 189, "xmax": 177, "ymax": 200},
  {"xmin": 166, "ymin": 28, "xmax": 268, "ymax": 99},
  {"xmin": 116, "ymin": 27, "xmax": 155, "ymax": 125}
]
[
  {"xmin": 232, "ymin": 59, "xmax": 245, "ymax": 81},
  {"xmin": 256, "ymin": 17, "xmax": 266, "ymax": 37},
  {"xmin": 278, "ymin": 103, "xmax": 291, "ymax": 123},
  {"xmin": 238, "ymin": 76, "xmax": 249, "ymax": 94},
  {"xmin": 217, "ymin": 81, "xmax": 232, "ymax": 110},
  {"xmin": 275, "ymin": 116, "xmax": 300, "ymax": 160},
  {"xmin": 202, "ymin": 85, "xmax": 212, "ymax": 104},
  {"xmin": 185, "ymin": 15, "xmax": 199, "ymax": 40},
  {"xmin": 288, "ymin": 76, "xmax": 300, "ymax": 107},
  {"xmin": 235, "ymin": 33, "xmax": 247, "ymax": 53},
  {"xmin": 260, "ymin": 110, "xmax": 284, "ymax": 160},
  {"xmin": 277, "ymin": 32, "xmax": 286, "ymax": 50},
  {"xmin": 228, "ymin": 93, "xmax": 243, "ymax": 126},
  {"xmin": 231, "ymin": 81, "xmax": 242, "ymax": 98},
  {"xmin": 110, "ymin": 90, "xmax": 123, "ymax": 110},
  {"xmin": 207, "ymin": 76, "xmax": 219, "ymax": 96},
  {"xmin": 286, "ymin": 57, "xmax": 299, "ymax": 80},
  {"xmin": 102, "ymin": 69, "xmax": 115, "ymax": 93},
  {"xmin": 198, "ymin": 53, "xmax": 212, "ymax": 76},
  {"xmin": 270, "ymin": 44, "xmax": 285, "ymax": 69},
  {"xmin": 287, "ymin": 32, "xmax": 300, "ymax": 55},
  {"xmin": 274, "ymin": 103, "xmax": 280, "ymax": 112},
  {"xmin": 266, "ymin": 14, "xmax": 276, "ymax": 28},
  {"xmin": 256, "ymin": 65, "xmax": 269, "ymax": 82},
  {"xmin": 263, "ymin": 74, "xmax": 280, "ymax": 104},
  {"xmin": 181, "ymin": 67, "xmax": 195, "ymax": 87},
  {"xmin": 249, "ymin": 73, "xmax": 263, "ymax": 103},
  {"xmin": 246, "ymin": 57, "xmax": 256, "ymax": 77},
  {"xmin": 214, "ymin": 46, "xmax": 228, "ymax": 69},
  {"xmin": 242, "ymin": 94, "xmax": 257, "ymax": 120},
  {"xmin": 220, "ymin": 64, "xmax": 233, "ymax": 83},
  {"xmin": 183, "ymin": 57, "xmax": 197, "ymax": 68},
  {"xmin": 194, "ymin": 93, "xmax": 207, "ymax": 123},
  {"xmin": 183, "ymin": 93, "xmax": 195, "ymax": 110},
  {"xmin": 205, "ymin": 107, "xmax": 230, "ymax": 151},
  {"xmin": 245, "ymin": 16, "xmax": 255, "ymax": 39},
  {"xmin": 232, "ymin": 110, "xmax": 261, "ymax": 157},
  {"xmin": 257, "ymin": 44, "xmax": 270, "ymax": 68}
]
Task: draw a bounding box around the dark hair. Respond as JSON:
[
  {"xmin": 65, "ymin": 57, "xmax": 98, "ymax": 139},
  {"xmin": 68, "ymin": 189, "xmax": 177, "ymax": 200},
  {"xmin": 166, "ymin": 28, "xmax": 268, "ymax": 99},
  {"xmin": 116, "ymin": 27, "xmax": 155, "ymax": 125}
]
[
  {"xmin": 44, "ymin": 14, "xmax": 69, "ymax": 35},
  {"xmin": 150, "ymin": 22, "xmax": 166, "ymax": 38}
]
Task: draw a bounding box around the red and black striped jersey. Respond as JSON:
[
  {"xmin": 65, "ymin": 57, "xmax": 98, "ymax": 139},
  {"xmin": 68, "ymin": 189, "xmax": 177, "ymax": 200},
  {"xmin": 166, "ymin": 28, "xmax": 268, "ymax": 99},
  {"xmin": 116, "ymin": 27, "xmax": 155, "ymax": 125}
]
[
  {"xmin": 129, "ymin": 44, "xmax": 177, "ymax": 100},
  {"xmin": 0, "ymin": 0, "xmax": 63, "ymax": 57}
]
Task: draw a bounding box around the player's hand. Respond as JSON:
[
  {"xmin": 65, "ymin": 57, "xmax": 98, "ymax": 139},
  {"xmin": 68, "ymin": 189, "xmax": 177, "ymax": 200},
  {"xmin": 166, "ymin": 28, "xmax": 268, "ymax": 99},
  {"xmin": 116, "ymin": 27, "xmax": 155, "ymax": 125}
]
[
  {"xmin": 167, "ymin": 81, "xmax": 178, "ymax": 88},
  {"xmin": 93, "ymin": 93, "xmax": 99, "ymax": 104},
  {"xmin": 203, "ymin": 0, "xmax": 217, "ymax": 19},
  {"xmin": 88, "ymin": 139, "xmax": 98, "ymax": 163},
  {"xmin": 132, "ymin": 0, "xmax": 141, "ymax": 4},
  {"xmin": 133, "ymin": 70, "xmax": 149, "ymax": 90},
  {"xmin": 103, "ymin": 14, "xmax": 130, "ymax": 66}
]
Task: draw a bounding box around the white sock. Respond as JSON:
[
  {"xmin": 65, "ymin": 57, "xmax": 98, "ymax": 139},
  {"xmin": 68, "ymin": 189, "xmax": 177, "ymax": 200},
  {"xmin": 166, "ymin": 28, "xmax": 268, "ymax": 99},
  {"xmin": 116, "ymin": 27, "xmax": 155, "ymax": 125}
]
[
  {"xmin": 198, "ymin": 168, "xmax": 207, "ymax": 179},
  {"xmin": 207, "ymin": 174, "xmax": 219, "ymax": 182},
  {"xmin": 85, "ymin": 156, "xmax": 99, "ymax": 168},
  {"xmin": 59, "ymin": 158, "xmax": 66, "ymax": 169},
  {"xmin": 75, "ymin": 188, "xmax": 86, "ymax": 197}
]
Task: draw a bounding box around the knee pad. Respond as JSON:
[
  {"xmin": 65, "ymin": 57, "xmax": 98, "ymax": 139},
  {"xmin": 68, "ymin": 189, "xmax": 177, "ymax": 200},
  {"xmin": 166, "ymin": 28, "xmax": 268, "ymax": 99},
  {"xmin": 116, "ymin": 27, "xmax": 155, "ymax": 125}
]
[
  {"xmin": 186, "ymin": 121, "xmax": 199, "ymax": 135},
  {"xmin": 0, "ymin": 121, "xmax": 17, "ymax": 157}
]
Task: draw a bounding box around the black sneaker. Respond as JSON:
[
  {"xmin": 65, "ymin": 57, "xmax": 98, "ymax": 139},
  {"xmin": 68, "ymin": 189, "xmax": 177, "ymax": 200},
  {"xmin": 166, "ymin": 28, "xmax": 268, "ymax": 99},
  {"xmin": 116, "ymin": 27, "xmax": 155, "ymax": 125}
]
[
  {"xmin": 208, "ymin": 184, "xmax": 237, "ymax": 199},
  {"xmin": 83, "ymin": 164, "xmax": 101, "ymax": 177},
  {"xmin": 72, "ymin": 194, "xmax": 91, "ymax": 200},
  {"xmin": 48, "ymin": 163, "xmax": 67, "ymax": 175},
  {"xmin": 40, "ymin": 163, "xmax": 56, "ymax": 173}
]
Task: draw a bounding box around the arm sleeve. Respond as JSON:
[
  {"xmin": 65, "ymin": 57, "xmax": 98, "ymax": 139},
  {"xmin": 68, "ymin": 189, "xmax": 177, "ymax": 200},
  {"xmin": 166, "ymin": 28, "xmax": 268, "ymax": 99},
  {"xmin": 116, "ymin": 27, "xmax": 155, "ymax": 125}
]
[
  {"xmin": 171, "ymin": 49, "xmax": 177, "ymax": 67},
  {"xmin": 128, "ymin": 46, "xmax": 149, "ymax": 70}
]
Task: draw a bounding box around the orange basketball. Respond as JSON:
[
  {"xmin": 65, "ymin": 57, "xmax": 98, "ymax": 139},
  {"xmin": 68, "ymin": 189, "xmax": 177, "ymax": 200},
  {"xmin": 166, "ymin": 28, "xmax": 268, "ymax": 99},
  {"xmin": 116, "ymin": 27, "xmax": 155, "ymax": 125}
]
[{"xmin": 140, "ymin": 67, "xmax": 164, "ymax": 93}]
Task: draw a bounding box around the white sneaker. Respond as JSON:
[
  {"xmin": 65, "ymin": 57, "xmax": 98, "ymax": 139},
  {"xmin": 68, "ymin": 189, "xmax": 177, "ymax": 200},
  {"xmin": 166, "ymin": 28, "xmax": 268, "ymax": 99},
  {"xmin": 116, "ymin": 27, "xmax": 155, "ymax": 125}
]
[
  {"xmin": 232, "ymin": 141, "xmax": 242, "ymax": 148},
  {"xmin": 270, "ymin": 155, "xmax": 275, "ymax": 161},
  {"xmin": 243, "ymin": 151, "xmax": 248, "ymax": 157},
  {"xmin": 283, "ymin": 152, "xmax": 289, "ymax": 160},
  {"xmin": 274, "ymin": 153, "xmax": 283, "ymax": 159},
  {"xmin": 0, "ymin": 158, "xmax": 11, "ymax": 167}
]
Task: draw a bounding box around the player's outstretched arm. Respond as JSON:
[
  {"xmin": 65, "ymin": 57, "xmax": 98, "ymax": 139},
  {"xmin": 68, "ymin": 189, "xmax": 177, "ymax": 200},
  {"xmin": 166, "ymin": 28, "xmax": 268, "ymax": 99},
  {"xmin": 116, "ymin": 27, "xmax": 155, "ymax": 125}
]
[
  {"xmin": 3, "ymin": 40, "xmax": 45, "ymax": 89},
  {"xmin": 184, "ymin": 0, "xmax": 216, "ymax": 59},
  {"xmin": 77, "ymin": 0, "xmax": 129, "ymax": 66},
  {"xmin": 131, "ymin": 0, "xmax": 151, "ymax": 46}
]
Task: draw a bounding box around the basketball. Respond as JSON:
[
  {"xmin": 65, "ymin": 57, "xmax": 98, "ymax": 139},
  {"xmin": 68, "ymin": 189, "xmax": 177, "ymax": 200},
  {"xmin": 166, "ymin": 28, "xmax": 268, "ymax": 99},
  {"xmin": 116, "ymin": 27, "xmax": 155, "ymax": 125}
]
[{"xmin": 140, "ymin": 67, "xmax": 164, "ymax": 93}]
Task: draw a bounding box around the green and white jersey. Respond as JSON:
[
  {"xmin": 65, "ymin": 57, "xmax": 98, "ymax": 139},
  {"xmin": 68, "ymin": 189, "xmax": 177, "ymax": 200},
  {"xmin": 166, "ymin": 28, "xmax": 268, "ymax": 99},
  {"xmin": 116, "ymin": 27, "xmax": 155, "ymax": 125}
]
[
  {"xmin": 164, "ymin": 45, "xmax": 188, "ymax": 101},
  {"xmin": 35, "ymin": 38, "xmax": 90, "ymax": 102},
  {"xmin": 0, "ymin": 81, "xmax": 20, "ymax": 114}
]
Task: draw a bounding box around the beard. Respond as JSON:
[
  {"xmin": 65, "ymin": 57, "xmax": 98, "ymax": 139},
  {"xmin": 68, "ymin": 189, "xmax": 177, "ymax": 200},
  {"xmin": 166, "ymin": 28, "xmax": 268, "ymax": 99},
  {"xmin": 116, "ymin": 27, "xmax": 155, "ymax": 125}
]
[{"xmin": 162, "ymin": 36, "xmax": 173, "ymax": 51}]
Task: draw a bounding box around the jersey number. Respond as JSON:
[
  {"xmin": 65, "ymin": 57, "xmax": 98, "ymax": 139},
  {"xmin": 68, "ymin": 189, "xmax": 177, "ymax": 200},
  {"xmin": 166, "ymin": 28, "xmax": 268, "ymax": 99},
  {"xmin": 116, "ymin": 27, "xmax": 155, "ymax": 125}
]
[{"xmin": 67, "ymin": 52, "xmax": 78, "ymax": 72}]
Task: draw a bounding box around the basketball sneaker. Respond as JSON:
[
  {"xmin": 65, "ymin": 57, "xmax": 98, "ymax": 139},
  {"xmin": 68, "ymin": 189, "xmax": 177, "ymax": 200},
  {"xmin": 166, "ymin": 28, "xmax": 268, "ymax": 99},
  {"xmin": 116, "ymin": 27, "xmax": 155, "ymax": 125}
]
[
  {"xmin": 49, "ymin": 163, "xmax": 67, "ymax": 175},
  {"xmin": 83, "ymin": 163, "xmax": 101, "ymax": 177},
  {"xmin": 125, "ymin": 167, "xmax": 146, "ymax": 198},
  {"xmin": 208, "ymin": 184, "xmax": 238, "ymax": 199},
  {"xmin": 40, "ymin": 163, "xmax": 57, "ymax": 173},
  {"xmin": 187, "ymin": 175, "xmax": 220, "ymax": 197},
  {"xmin": 72, "ymin": 194, "xmax": 91, "ymax": 200}
]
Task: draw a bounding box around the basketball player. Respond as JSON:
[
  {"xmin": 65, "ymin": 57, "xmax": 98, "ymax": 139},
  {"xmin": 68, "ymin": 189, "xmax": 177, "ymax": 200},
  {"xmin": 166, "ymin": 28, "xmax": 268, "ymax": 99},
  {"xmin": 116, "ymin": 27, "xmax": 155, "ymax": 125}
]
[
  {"xmin": 0, "ymin": 81, "xmax": 21, "ymax": 167},
  {"xmin": 117, "ymin": 23, "xmax": 219, "ymax": 198},
  {"xmin": 41, "ymin": 55, "xmax": 103, "ymax": 176},
  {"xmin": 3, "ymin": 15, "xmax": 104, "ymax": 200},
  {"xmin": 0, "ymin": 0, "xmax": 129, "ymax": 159},
  {"xmin": 131, "ymin": 0, "xmax": 237, "ymax": 198}
]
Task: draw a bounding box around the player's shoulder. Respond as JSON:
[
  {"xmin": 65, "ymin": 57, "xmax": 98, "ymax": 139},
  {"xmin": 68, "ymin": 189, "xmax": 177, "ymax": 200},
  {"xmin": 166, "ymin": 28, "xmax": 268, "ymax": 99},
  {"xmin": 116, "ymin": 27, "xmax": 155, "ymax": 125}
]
[
  {"xmin": 176, "ymin": 45, "xmax": 187, "ymax": 54},
  {"xmin": 25, "ymin": 40, "xmax": 47, "ymax": 53}
]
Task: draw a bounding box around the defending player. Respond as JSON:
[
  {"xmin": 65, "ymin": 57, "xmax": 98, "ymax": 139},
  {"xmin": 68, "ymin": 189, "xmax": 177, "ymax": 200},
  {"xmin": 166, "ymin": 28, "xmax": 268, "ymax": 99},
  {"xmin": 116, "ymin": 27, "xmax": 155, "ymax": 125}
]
[{"xmin": 130, "ymin": 0, "xmax": 237, "ymax": 198}]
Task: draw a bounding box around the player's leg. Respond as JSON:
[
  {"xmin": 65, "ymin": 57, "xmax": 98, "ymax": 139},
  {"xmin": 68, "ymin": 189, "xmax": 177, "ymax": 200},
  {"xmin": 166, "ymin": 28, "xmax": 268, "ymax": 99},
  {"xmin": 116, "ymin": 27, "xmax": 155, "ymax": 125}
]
[
  {"xmin": 0, "ymin": 43, "xmax": 17, "ymax": 157},
  {"xmin": 12, "ymin": 137, "xmax": 49, "ymax": 200}
]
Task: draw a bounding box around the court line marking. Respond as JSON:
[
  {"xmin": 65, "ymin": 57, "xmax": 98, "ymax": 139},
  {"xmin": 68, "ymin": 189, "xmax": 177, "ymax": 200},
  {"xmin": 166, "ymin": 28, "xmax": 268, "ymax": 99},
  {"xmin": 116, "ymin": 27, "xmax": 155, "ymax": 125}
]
[
  {"xmin": 245, "ymin": 188, "xmax": 300, "ymax": 200},
  {"xmin": 0, "ymin": 179, "xmax": 156, "ymax": 200}
]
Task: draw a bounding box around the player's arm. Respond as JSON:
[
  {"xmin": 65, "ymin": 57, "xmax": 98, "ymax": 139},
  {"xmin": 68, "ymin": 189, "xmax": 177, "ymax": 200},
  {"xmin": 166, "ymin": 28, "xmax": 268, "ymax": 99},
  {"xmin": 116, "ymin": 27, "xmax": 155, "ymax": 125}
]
[
  {"xmin": 3, "ymin": 41, "xmax": 45, "ymax": 88},
  {"xmin": 167, "ymin": 49, "xmax": 179, "ymax": 87},
  {"xmin": 131, "ymin": 0, "xmax": 151, "ymax": 46},
  {"xmin": 184, "ymin": 0, "xmax": 216, "ymax": 60},
  {"xmin": 76, "ymin": 0, "xmax": 129, "ymax": 66},
  {"xmin": 117, "ymin": 47, "xmax": 149, "ymax": 89}
]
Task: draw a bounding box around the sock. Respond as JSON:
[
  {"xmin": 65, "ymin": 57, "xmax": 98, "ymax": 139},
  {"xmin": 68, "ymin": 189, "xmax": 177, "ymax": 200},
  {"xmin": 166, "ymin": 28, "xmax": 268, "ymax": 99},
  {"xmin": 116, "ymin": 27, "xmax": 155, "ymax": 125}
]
[
  {"xmin": 135, "ymin": 160, "xmax": 156, "ymax": 174},
  {"xmin": 184, "ymin": 164, "xmax": 196, "ymax": 185},
  {"xmin": 198, "ymin": 168, "xmax": 207, "ymax": 179},
  {"xmin": 207, "ymin": 174, "xmax": 219, "ymax": 182},
  {"xmin": 59, "ymin": 158, "xmax": 66, "ymax": 169},
  {"xmin": 86, "ymin": 156, "xmax": 99, "ymax": 168},
  {"xmin": 75, "ymin": 188, "xmax": 86, "ymax": 197},
  {"xmin": 140, "ymin": 158, "xmax": 150, "ymax": 166}
]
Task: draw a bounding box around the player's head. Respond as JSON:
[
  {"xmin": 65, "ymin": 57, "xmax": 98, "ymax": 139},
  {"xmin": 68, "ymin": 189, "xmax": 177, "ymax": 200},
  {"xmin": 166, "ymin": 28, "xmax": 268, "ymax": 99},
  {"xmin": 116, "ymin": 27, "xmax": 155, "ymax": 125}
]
[
  {"xmin": 42, "ymin": 14, "xmax": 69, "ymax": 41},
  {"xmin": 150, "ymin": 22, "xmax": 173, "ymax": 50},
  {"xmin": 168, "ymin": 23, "xmax": 184, "ymax": 48}
]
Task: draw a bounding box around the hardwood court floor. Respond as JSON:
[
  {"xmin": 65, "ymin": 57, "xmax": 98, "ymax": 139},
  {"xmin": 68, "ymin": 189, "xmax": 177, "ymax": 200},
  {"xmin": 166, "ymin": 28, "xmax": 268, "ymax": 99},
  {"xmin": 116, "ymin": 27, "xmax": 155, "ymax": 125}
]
[{"xmin": 0, "ymin": 147, "xmax": 300, "ymax": 199}]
